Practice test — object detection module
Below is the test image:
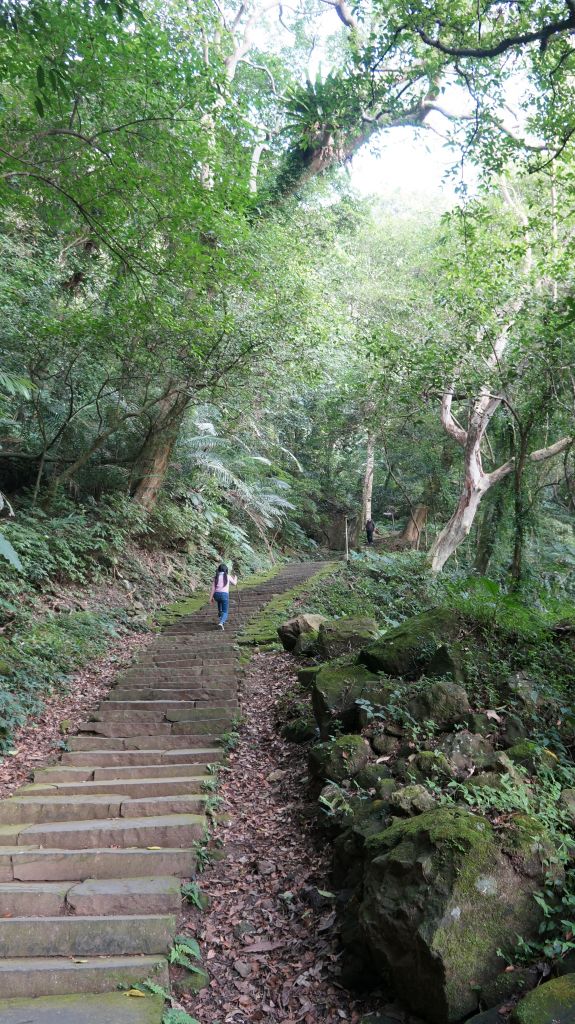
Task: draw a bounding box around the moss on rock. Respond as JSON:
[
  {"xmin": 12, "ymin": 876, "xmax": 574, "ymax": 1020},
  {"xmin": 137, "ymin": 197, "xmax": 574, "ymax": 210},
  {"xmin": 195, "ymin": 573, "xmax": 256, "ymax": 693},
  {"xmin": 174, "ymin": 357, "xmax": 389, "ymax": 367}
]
[
  {"xmin": 311, "ymin": 662, "xmax": 388, "ymax": 739},
  {"xmin": 510, "ymin": 974, "xmax": 575, "ymax": 1024},
  {"xmin": 281, "ymin": 715, "xmax": 318, "ymax": 743},
  {"xmin": 309, "ymin": 734, "xmax": 371, "ymax": 784},
  {"xmin": 408, "ymin": 679, "xmax": 471, "ymax": 730},
  {"xmin": 355, "ymin": 807, "xmax": 540, "ymax": 1024},
  {"xmin": 318, "ymin": 616, "xmax": 380, "ymax": 660},
  {"xmin": 358, "ymin": 607, "xmax": 467, "ymax": 681}
]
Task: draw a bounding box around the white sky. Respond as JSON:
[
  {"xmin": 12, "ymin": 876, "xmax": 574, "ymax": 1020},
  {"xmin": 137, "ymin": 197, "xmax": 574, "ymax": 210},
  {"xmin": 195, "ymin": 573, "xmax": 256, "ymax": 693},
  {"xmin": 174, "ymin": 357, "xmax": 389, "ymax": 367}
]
[{"xmin": 348, "ymin": 126, "xmax": 472, "ymax": 208}]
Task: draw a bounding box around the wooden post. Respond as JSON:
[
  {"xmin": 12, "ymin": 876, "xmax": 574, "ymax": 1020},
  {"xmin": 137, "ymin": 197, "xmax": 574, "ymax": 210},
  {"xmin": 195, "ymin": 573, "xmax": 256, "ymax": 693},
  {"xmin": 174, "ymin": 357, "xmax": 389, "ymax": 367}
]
[{"xmin": 344, "ymin": 516, "xmax": 350, "ymax": 562}]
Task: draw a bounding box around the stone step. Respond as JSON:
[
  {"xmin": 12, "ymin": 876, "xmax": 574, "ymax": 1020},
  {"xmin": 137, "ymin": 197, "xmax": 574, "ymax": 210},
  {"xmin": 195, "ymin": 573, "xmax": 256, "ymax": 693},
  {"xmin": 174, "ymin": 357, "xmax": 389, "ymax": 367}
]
[
  {"xmin": 0, "ymin": 914, "xmax": 176, "ymax": 957},
  {"xmin": 0, "ymin": 881, "xmax": 70, "ymax": 915},
  {"xmin": 34, "ymin": 762, "xmax": 210, "ymax": 784},
  {"xmin": 100, "ymin": 699, "xmax": 234, "ymax": 711},
  {"xmin": 77, "ymin": 717, "xmax": 233, "ymax": 738},
  {"xmin": 0, "ymin": 876, "xmax": 181, "ymax": 917},
  {"xmin": 0, "ymin": 796, "xmax": 124, "ymax": 825},
  {"xmin": 61, "ymin": 747, "xmax": 222, "ymax": 766},
  {"xmin": 165, "ymin": 706, "xmax": 237, "ymax": 721},
  {"xmin": 0, "ymin": 966, "xmax": 167, "ymax": 1003},
  {"xmin": 67, "ymin": 734, "xmax": 222, "ymax": 751},
  {"xmin": 127, "ymin": 658, "xmax": 237, "ymax": 669},
  {"xmin": 93, "ymin": 762, "xmax": 213, "ymax": 780},
  {"xmin": 0, "ymin": 791, "xmax": 208, "ymax": 824},
  {"xmin": 76, "ymin": 722, "xmax": 176, "ymax": 738},
  {"xmin": 24, "ymin": 775, "xmax": 206, "ymax": 798},
  {"xmin": 3, "ymin": 812, "xmax": 205, "ymax": 849},
  {"xmin": 0, "ymin": 992, "xmax": 165, "ymax": 1023},
  {"xmin": 67, "ymin": 876, "xmax": 182, "ymax": 916},
  {"xmin": 1, "ymin": 846, "xmax": 195, "ymax": 881},
  {"xmin": 92, "ymin": 702, "xmax": 237, "ymax": 720},
  {"xmin": 109, "ymin": 688, "xmax": 236, "ymax": 701},
  {"xmin": 171, "ymin": 721, "xmax": 231, "ymax": 736}
]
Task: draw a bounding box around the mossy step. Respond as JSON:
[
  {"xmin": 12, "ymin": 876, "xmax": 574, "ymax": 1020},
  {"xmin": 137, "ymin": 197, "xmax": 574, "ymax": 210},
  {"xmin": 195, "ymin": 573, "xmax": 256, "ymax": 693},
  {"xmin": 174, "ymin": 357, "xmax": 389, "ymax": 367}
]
[
  {"xmin": 1, "ymin": 846, "xmax": 196, "ymax": 881},
  {"xmin": 165, "ymin": 706, "xmax": 236, "ymax": 721},
  {"xmin": 24, "ymin": 775, "xmax": 207, "ymax": 798},
  {"xmin": 0, "ymin": 914, "xmax": 176, "ymax": 956},
  {"xmin": 35, "ymin": 762, "xmax": 210, "ymax": 783},
  {"xmin": 68, "ymin": 734, "xmax": 222, "ymax": 751},
  {"xmin": 0, "ymin": 955, "xmax": 167, "ymax": 999},
  {"xmin": 0, "ymin": 989, "xmax": 165, "ymax": 1019},
  {"xmin": 61, "ymin": 747, "xmax": 222, "ymax": 766},
  {"xmin": 109, "ymin": 688, "xmax": 237, "ymax": 701},
  {"xmin": 0, "ymin": 812, "xmax": 206, "ymax": 849},
  {"xmin": 76, "ymin": 722, "xmax": 173, "ymax": 738}
]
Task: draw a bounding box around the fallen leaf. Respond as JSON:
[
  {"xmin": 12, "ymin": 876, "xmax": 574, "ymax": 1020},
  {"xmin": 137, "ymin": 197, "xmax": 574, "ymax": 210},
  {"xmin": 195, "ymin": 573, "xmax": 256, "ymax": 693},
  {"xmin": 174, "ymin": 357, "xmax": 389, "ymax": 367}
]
[
  {"xmin": 125, "ymin": 989, "xmax": 146, "ymax": 997},
  {"xmin": 485, "ymin": 710, "xmax": 502, "ymax": 722}
]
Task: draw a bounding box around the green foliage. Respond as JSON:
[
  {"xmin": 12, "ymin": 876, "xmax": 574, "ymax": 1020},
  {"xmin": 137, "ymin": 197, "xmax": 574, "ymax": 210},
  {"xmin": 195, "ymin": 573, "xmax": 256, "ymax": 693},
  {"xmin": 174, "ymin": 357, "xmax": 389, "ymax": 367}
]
[
  {"xmin": 162, "ymin": 1010, "xmax": 200, "ymax": 1024},
  {"xmin": 168, "ymin": 934, "xmax": 203, "ymax": 973},
  {"xmin": 181, "ymin": 881, "xmax": 205, "ymax": 910}
]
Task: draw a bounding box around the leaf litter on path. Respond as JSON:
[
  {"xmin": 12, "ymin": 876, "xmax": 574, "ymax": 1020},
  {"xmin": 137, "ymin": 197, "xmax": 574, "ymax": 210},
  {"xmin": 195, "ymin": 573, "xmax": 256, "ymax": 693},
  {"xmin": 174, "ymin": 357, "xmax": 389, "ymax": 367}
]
[{"xmin": 176, "ymin": 651, "xmax": 418, "ymax": 1024}]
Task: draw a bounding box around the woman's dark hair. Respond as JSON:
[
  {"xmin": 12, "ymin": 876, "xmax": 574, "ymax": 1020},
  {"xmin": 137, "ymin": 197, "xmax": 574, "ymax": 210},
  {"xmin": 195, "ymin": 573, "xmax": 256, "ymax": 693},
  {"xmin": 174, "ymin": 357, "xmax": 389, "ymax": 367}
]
[{"xmin": 215, "ymin": 563, "xmax": 228, "ymax": 587}]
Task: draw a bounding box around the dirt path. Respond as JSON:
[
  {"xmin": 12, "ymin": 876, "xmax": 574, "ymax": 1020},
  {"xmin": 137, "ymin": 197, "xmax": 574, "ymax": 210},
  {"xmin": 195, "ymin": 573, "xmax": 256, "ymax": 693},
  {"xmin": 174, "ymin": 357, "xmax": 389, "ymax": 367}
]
[{"xmin": 177, "ymin": 651, "xmax": 395, "ymax": 1024}]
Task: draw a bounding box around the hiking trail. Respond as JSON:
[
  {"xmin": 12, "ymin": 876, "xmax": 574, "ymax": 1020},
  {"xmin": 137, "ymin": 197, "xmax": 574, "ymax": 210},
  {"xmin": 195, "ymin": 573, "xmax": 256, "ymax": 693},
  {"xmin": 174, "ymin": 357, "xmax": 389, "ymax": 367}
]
[{"xmin": 0, "ymin": 562, "xmax": 327, "ymax": 1023}]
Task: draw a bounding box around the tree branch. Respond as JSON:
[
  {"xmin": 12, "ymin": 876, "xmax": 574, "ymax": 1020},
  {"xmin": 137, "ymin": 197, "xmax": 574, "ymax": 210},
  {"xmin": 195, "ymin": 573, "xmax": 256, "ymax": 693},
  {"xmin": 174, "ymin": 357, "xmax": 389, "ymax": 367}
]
[{"xmin": 416, "ymin": 2, "xmax": 575, "ymax": 59}]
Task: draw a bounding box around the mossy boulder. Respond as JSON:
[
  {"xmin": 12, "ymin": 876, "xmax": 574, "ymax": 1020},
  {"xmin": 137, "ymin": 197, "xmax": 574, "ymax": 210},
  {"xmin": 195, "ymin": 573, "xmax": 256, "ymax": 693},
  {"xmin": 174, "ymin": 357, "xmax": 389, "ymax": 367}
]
[
  {"xmin": 388, "ymin": 783, "xmax": 436, "ymax": 816},
  {"xmin": 280, "ymin": 715, "xmax": 318, "ymax": 743},
  {"xmin": 501, "ymin": 712, "xmax": 529, "ymax": 747},
  {"xmin": 309, "ymin": 734, "xmax": 371, "ymax": 784},
  {"xmin": 355, "ymin": 764, "xmax": 394, "ymax": 792},
  {"xmin": 318, "ymin": 615, "xmax": 379, "ymax": 660},
  {"xmin": 506, "ymin": 740, "xmax": 557, "ymax": 772},
  {"xmin": 311, "ymin": 662, "xmax": 388, "ymax": 739},
  {"xmin": 479, "ymin": 964, "xmax": 538, "ymax": 1010},
  {"xmin": 354, "ymin": 807, "xmax": 541, "ymax": 1023},
  {"xmin": 408, "ymin": 679, "xmax": 470, "ymax": 730},
  {"xmin": 370, "ymin": 730, "xmax": 400, "ymax": 757},
  {"xmin": 297, "ymin": 664, "xmax": 323, "ymax": 689},
  {"xmin": 278, "ymin": 613, "xmax": 326, "ymax": 653},
  {"xmin": 437, "ymin": 730, "xmax": 494, "ymax": 773},
  {"xmin": 504, "ymin": 671, "xmax": 541, "ymax": 709},
  {"xmin": 510, "ymin": 974, "xmax": 575, "ymax": 1024},
  {"xmin": 415, "ymin": 750, "xmax": 456, "ymax": 782},
  {"xmin": 466, "ymin": 712, "xmax": 499, "ymax": 738},
  {"xmin": 503, "ymin": 814, "xmax": 561, "ymax": 881},
  {"xmin": 359, "ymin": 608, "xmax": 467, "ymax": 681}
]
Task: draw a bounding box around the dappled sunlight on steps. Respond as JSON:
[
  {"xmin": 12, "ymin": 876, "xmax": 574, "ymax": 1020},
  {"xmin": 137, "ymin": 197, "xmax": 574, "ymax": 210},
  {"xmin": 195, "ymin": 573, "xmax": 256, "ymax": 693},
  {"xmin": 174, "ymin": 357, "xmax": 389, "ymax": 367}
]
[{"xmin": 0, "ymin": 560, "xmax": 328, "ymax": 1023}]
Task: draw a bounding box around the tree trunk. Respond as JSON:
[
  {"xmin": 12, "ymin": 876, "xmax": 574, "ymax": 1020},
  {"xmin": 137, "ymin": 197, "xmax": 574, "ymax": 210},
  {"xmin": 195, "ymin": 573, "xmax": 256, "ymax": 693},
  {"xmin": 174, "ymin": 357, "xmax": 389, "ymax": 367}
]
[
  {"xmin": 474, "ymin": 481, "xmax": 508, "ymax": 574},
  {"xmin": 510, "ymin": 438, "xmax": 529, "ymax": 586},
  {"xmin": 131, "ymin": 391, "xmax": 191, "ymax": 510},
  {"xmin": 430, "ymin": 478, "xmax": 487, "ymax": 572},
  {"xmin": 400, "ymin": 504, "xmax": 428, "ymax": 548},
  {"xmin": 360, "ymin": 432, "xmax": 375, "ymax": 534}
]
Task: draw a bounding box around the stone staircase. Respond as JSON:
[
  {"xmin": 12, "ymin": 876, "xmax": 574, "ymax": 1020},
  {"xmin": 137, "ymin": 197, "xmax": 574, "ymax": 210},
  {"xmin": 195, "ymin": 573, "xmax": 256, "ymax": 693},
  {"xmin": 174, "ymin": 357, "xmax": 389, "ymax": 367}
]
[{"xmin": 0, "ymin": 561, "xmax": 327, "ymax": 1023}]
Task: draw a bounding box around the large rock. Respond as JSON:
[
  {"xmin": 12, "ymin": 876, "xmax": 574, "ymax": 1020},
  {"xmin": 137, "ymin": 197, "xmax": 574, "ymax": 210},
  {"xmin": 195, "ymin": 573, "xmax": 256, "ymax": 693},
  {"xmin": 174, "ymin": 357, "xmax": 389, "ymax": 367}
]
[
  {"xmin": 355, "ymin": 807, "xmax": 540, "ymax": 1023},
  {"xmin": 436, "ymin": 730, "xmax": 494, "ymax": 773},
  {"xmin": 318, "ymin": 616, "xmax": 379, "ymax": 660},
  {"xmin": 280, "ymin": 715, "xmax": 318, "ymax": 743},
  {"xmin": 359, "ymin": 608, "xmax": 466, "ymax": 681},
  {"xmin": 277, "ymin": 614, "xmax": 326, "ymax": 653},
  {"xmin": 511, "ymin": 974, "xmax": 575, "ymax": 1023},
  {"xmin": 408, "ymin": 680, "xmax": 471, "ymax": 730},
  {"xmin": 311, "ymin": 662, "xmax": 388, "ymax": 739},
  {"xmin": 308, "ymin": 734, "xmax": 372, "ymax": 784}
]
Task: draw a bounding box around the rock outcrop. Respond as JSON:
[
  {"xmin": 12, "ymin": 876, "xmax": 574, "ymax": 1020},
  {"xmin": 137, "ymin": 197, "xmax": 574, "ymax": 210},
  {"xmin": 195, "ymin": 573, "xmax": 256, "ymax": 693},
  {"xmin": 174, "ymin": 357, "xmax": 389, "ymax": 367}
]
[{"xmin": 358, "ymin": 807, "xmax": 540, "ymax": 1023}]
